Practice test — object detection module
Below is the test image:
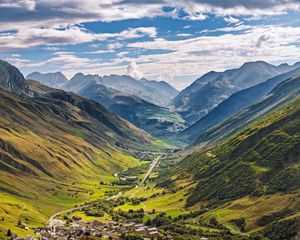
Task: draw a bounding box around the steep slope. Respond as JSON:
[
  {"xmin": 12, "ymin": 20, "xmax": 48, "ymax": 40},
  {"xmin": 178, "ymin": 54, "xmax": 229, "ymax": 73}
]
[
  {"xmin": 0, "ymin": 60, "xmax": 151, "ymax": 237},
  {"xmin": 197, "ymin": 74, "xmax": 300, "ymax": 144},
  {"xmin": 172, "ymin": 95, "xmax": 300, "ymax": 235},
  {"xmin": 0, "ymin": 59, "xmax": 30, "ymax": 95},
  {"xmin": 26, "ymin": 71, "xmax": 68, "ymax": 88},
  {"xmin": 101, "ymin": 74, "xmax": 178, "ymax": 106},
  {"xmin": 182, "ymin": 67, "xmax": 300, "ymax": 142},
  {"xmin": 64, "ymin": 74, "xmax": 185, "ymax": 136},
  {"xmin": 173, "ymin": 61, "xmax": 298, "ymax": 124}
]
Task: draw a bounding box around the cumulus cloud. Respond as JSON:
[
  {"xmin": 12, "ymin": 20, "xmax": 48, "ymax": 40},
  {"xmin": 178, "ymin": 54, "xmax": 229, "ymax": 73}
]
[
  {"xmin": 0, "ymin": 26, "xmax": 157, "ymax": 51},
  {"xmin": 127, "ymin": 62, "xmax": 144, "ymax": 80},
  {"xmin": 126, "ymin": 25, "xmax": 300, "ymax": 80},
  {"xmin": 1, "ymin": 0, "xmax": 299, "ymax": 32}
]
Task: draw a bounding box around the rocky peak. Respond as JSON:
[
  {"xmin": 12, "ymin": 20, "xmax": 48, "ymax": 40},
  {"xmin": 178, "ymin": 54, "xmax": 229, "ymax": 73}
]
[{"xmin": 0, "ymin": 59, "xmax": 30, "ymax": 95}]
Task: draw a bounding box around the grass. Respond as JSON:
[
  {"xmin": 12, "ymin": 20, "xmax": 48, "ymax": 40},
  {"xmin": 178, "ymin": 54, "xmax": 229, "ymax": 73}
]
[
  {"xmin": 68, "ymin": 211, "xmax": 112, "ymax": 223},
  {"xmin": 199, "ymin": 192, "xmax": 300, "ymax": 234}
]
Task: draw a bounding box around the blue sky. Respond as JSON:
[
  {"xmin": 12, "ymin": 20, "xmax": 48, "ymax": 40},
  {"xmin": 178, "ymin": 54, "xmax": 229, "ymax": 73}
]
[{"xmin": 0, "ymin": 1, "xmax": 300, "ymax": 89}]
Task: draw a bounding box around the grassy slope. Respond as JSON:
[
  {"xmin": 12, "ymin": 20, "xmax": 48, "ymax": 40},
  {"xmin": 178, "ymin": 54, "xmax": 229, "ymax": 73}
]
[
  {"xmin": 168, "ymin": 95, "xmax": 300, "ymax": 235},
  {"xmin": 0, "ymin": 83, "xmax": 151, "ymax": 237}
]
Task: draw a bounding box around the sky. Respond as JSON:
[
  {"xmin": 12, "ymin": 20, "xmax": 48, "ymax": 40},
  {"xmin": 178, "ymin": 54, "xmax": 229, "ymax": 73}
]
[{"xmin": 0, "ymin": 1, "xmax": 300, "ymax": 90}]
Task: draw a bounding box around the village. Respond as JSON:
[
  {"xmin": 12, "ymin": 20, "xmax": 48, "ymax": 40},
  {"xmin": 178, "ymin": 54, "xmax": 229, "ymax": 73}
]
[{"xmin": 9, "ymin": 215, "xmax": 171, "ymax": 240}]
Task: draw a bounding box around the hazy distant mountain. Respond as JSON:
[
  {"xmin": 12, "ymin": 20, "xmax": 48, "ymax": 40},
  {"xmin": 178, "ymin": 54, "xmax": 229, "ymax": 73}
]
[
  {"xmin": 63, "ymin": 73, "xmax": 102, "ymax": 92},
  {"xmin": 64, "ymin": 73, "xmax": 178, "ymax": 107},
  {"xmin": 0, "ymin": 59, "xmax": 30, "ymax": 95},
  {"xmin": 101, "ymin": 75, "xmax": 178, "ymax": 106},
  {"xmin": 196, "ymin": 73, "xmax": 300, "ymax": 144},
  {"xmin": 173, "ymin": 61, "xmax": 298, "ymax": 125},
  {"xmin": 181, "ymin": 66, "xmax": 300, "ymax": 142},
  {"xmin": 26, "ymin": 71, "xmax": 68, "ymax": 88},
  {"xmin": 63, "ymin": 73, "xmax": 185, "ymax": 136}
]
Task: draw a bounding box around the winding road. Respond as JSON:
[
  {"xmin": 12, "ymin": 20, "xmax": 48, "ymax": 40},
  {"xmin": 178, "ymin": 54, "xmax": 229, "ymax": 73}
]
[{"xmin": 48, "ymin": 154, "xmax": 162, "ymax": 228}]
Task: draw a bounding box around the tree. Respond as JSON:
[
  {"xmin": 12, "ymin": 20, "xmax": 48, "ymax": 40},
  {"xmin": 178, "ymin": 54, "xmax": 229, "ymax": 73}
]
[
  {"xmin": 18, "ymin": 219, "xmax": 22, "ymax": 227},
  {"xmin": 209, "ymin": 217, "xmax": 218, "ymax": 226},
  {"xmin": 7, "ymin": 229, "xmax": 12, "ymax": 236}
]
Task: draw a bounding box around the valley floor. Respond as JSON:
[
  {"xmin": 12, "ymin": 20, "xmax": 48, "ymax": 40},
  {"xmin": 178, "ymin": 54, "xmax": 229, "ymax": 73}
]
[{"xmin": 4, "ymin": 148, "xmax": 299, "ymax": 240}]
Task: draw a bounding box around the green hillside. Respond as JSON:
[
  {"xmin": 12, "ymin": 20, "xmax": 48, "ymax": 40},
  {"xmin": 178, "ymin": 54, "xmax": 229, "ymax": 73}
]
[
  {"xmin": 164, "ymin": 95, "xmax": 300, "ymax": 236},
  {"xmin": 181, "ymin": 95, "xmax": 300, "ymax": 205},
  {"xmin": 0, "ymin": 80, "xmax": 150, "ymax": 237}
]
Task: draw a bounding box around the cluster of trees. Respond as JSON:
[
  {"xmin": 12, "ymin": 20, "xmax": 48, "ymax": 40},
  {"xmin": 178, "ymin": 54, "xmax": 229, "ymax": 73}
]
[
  {"xmin": 116, "ymin": 209, "xmax": 145, "ymax": 223},
  {"xmin": 84, "ymin": 207, "xmax": 105, "ymax": 217}
]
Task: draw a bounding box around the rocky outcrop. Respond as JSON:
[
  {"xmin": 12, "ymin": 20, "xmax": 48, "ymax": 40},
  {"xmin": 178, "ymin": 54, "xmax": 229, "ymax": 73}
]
[{"xmin": 0, "ymin": 59, "xmax": 29, "ymax": 95}]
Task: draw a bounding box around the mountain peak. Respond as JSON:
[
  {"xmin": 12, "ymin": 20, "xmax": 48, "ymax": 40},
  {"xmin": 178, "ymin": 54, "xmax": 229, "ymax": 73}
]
[
  {"xmin": 26, "ymin": 71, "xmax": 68, "ymax": 89},
  {"xmin": 240, "ymin": 60, "xmax": 271, "ymax": 69},
  {"xmin": 0, "ymin": 59, "xmax": 30, "ymax": 95}
]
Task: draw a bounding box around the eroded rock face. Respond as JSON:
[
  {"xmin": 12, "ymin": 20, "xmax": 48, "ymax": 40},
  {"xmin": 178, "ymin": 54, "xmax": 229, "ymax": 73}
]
[{"xmin": 0, "ymin": 59, "xmax": 29, "ymax": 95}]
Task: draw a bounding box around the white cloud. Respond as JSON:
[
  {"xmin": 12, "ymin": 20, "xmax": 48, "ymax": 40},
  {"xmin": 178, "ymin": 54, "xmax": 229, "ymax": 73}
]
[
  {"xmin": 84, "ymin": 50, "xmax": 114, "ymax": 54},
  {"xmin": 127, "ymin": 62, "xmax": 144, "ymax": 80},
  {"xmin": 0, "ymin": 26, "xmax": 157, "ymax": 51},
  {"xmin": 124, "ymin": 25, "xmax": 300, "ymax": 86},
  {"xmin": 224, "ymin": 16, "xmax": 241, "ymax": 24},
  {"xmin": 117, "ymin": 27, "xmax": 157, "ymax": 39},
  {"xmin": 0, "ymin": 0, "xmax": 35, "ymax": 11},
  {"xmin": 177, "ymin": 33, "xmax": 193, "ymax": 37},
  {"xmin": 107, "ymin": 42, "xmax": 125, "ymax": 50},
  {"xmin": 1, "ymin": 0, "xmax": 298, "ymax": 34}
]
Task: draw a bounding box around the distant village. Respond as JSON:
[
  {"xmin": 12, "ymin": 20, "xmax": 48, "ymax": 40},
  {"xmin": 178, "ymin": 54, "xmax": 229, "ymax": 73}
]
[{"xmin": 9, "ymin": 215, "xmax": 174, "ymax": 240}]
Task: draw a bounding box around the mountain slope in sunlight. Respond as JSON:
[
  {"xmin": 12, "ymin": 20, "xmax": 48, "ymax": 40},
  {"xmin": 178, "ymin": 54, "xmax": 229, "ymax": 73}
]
[{"xmin": 0, "ymin": 60, "xmax": 150, "ymax": 237}]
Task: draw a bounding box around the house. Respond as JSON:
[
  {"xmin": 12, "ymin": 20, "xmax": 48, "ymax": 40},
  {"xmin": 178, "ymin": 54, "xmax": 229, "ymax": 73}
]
[
  {"xmin": 148, "ymin": 230, "xmax": 159, "ymax": 238},
  {"xmin": 134, "ymin": 227, "xmax": 147, "ymax": 235},
  {"xmin": 72, "ymin": 216, "xmax": 82, "ymax": 221},
  {"xmin": 147, "ymin": 227, "xmax": 157, "ymax": 232},
  {"xmin": 92, "ymin": 220, "xmax": 104, "ymax": 230}
]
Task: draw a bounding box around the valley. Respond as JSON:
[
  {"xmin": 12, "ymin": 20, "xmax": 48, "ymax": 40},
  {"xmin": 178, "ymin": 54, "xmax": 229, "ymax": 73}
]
[{"xmin": 0, "ymin": 58, "xmax": 299, "ymax": 240}]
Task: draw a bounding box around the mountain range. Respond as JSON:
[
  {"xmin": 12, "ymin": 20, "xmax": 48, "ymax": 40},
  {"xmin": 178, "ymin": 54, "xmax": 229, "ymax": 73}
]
[
  {"xmin": 195, "ymin": 73, "xmax": 300, "ymax": 144},
  {"xmin": 64, "ymin": 73, "xmax": 185, "ymax": 136},
  {"xmin": 173, "ymin": 61, "xmax": 300, "ymax": 125},
  {"xmin": 27, "ymin": 72, "xmax": 178, "ymax": 107},
  {"xmin": 181, "ymin": 66, "xmax": 300, "ymax": 142},
  {"xmin": 27, "ymin": 72, "xmax": 184, "ymax": 137}
]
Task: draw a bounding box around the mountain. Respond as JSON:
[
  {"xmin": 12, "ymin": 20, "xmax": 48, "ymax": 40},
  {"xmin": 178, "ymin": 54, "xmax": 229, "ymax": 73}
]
[
  {"xmin": 0, "ymin": 60, "xmax": 151, "ymax": 237},
  {"xmin": 167, "ymin": 95, "xmax": 300, "ymax": 235},
  {"xmin": 182, "ymin": 67, "xmax": 300, "ymax": 142},
  {"xmin": 196, "ymin": 74, "xmax": 300, "ymax": 144},
  {"xmin": 26, "ymin": 71, "xmax": 68, "ymax": 88},
  {"xmin": 173, "ymin": 61, "xmax": 298, "ymax": 125},
  {"xmin": 65, "ymin": 74, "xmax": 185, "ymax": 136},
  {"xmin": 0, "ymin": 59, "xmax": 30, "ymax": 95},
  {"xmin": 100, "ymin": 74, "xmax": 178, "ymax": 107},
  {"xmin": 183, "ymin": 94, "xmax": 300, "ymax": 205},
  {"xmin": 63, "ymin": 72, "xmax": 102, "ymax": 92}
]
